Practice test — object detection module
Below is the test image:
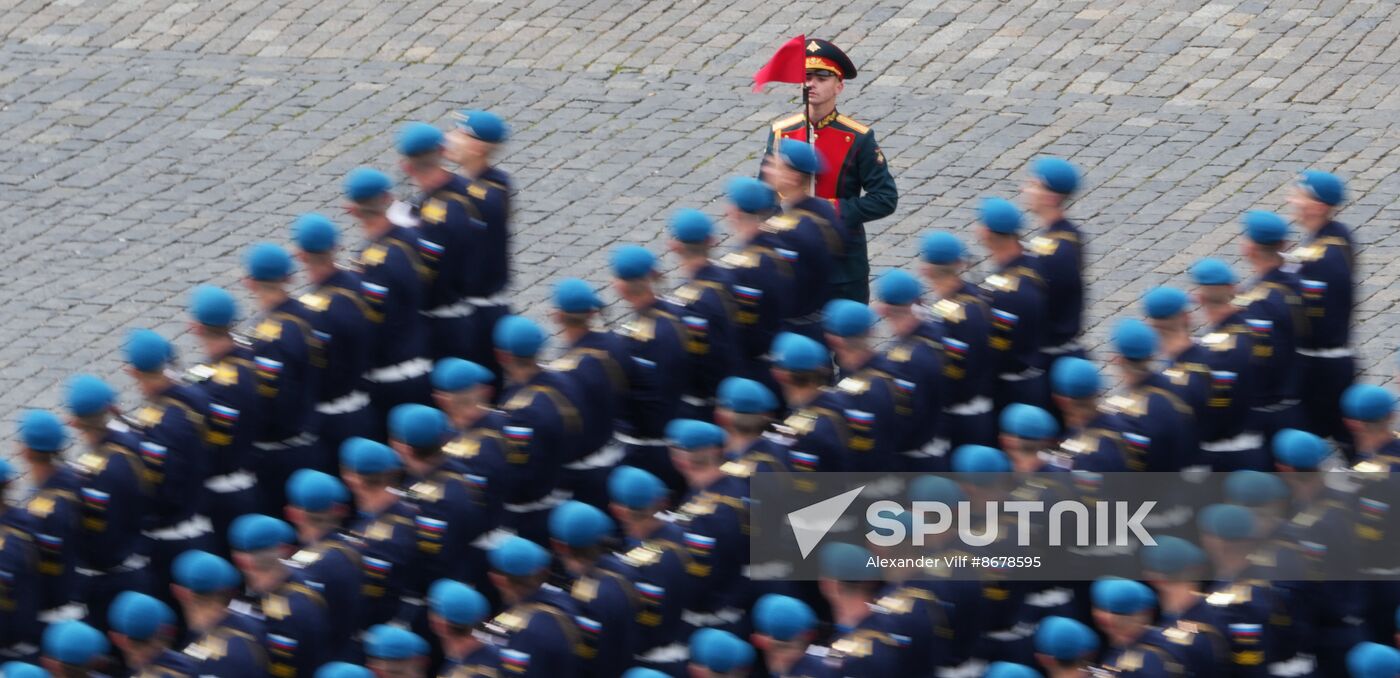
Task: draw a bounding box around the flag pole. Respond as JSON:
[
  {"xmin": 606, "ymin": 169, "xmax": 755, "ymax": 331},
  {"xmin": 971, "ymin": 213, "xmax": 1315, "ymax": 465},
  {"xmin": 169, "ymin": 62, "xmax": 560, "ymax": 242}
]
[{"xmin": 803, "ymin": 78, "xmax": 814, "ymax": 193}]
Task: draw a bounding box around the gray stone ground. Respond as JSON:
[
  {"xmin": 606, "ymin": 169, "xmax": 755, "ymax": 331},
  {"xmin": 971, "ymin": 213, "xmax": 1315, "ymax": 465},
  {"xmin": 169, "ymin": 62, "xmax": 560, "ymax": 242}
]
[{"xmin": 4, "ymin": 0, "xmax": 1400, "ymax": 444}]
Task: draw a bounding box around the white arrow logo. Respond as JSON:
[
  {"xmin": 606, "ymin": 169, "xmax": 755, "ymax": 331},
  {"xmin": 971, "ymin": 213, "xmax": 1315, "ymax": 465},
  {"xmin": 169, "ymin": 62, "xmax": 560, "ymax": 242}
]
[{"xmin": 787, "ymin": 486, "xmax": 865, "ymax": 559}]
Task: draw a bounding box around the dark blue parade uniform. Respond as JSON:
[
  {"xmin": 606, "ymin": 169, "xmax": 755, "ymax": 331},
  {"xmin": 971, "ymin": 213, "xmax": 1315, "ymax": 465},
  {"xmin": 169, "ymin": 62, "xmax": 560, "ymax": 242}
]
[
  {"xmin": 764, "ymin": 389, "xmax": 853, "ymax": 480},
  {"xmin": 980, "ymin": 254, "xmax": 1049, "ymax": 412},
  {"xmin": 486, "ymin": 584, "xmax": 583, "ymax": 678},
  {"xmin": 413, "ymin": 174, "xmax": 485, "ymax": 363},
  {"xmin": 1272, "ymin": 495, "xmax": 1365, "ymax": 677},
  {"xmin": 1203, "ymin": 577, "xmax": 1304, "ymax": 678},
  {"xmin": 498, "ymin": 370, "xmax": 581, "ymax": 545},
  {"xmin": 0, "ymin": 511, "xmax": 38, "ymax": 661},
  {"xmin": 72, "ymin": 428, "xmax": 153, "ymax": 632},
  {"xmin": 1099, "ymin": 639, "xmax": 1187, "ymax": 677},
  {"xmin": 461, "ymin": 167, "xmax": 514, "ymax": 386},
  {"xmin": 834, "ymin": 357, "xmax": 912, "ymax": 473},
  {"xmin": 1160, "ymin": 344, "xmax": 1214, "ymax": 422},
  {"xmin": 603, "ymin": 522, "xmax": 694, "ymax": 676},
  {"xmin": 258, "ymin": 579, "xmax": 331, "ymax": 678},
  {"xmin": 136, "ymin": 647, "xmax": 200, "ymax": 677},
  {"xmin": 24, "ymin": 466, "xmax": 82, "ymax": 625},
  {"xmin": 821, "ymin": 616, "xmax": 913, "ymax": 675},
  {"xmin": 768, "ymin": 198, "xmax": 846, "ymax": 342},
  {"xmin": 615, "ymin": 304, "xmax": 691, "ymax": 497},
  {"xmin": 673, "ymin": 476, "xmax": 748, "ymax": 635},
  {"xmin": 664, "ymin": 263, "xmax": 740, "ymax": 421},
  {"xmin": 932, "ymin": 283, "xmax": 997, "ymax": 448},
  {"xmin": 1151, "ymin": 603, "xmax": 1230, "ymax": 675},
  {"xmin": 870, "ymin": 583, "xmax": 955, "ymax": 676},
  {"xmin": 881, "ymin": 321, "xmax": 950, "ymax": 471},
  {"xmin": 1029, "ymin": 220, "xmax": 1087, "ymax": 360},
  {"xmin": 1293, "ymin": 222, "xmax": 1357, "ymax": 445},
  {"xmin": 1104, "ymin": 374, "xmax": 1197, "ymax": 472},
  {"xmin": 403, "ymin": 458, "xmax": 493, "ymax": 602},
  {"xmin": 359, "ymin": 225, "xmax": 434, "ymax": 419},
  {"xmin": 1052, "ymin": 411, "xmax": 1128, "ymax": 472},
  {"xmin": 288, "ymin": 532, "xmax": 364, "ymax": 663},
  {"xmin": 188, "ymin": 344, "xmax": 261, "ymax": 557},
  {"xmin": 249, "ymin": 298, "xmax": 324, "ymax": 514},
  {"xmin": 182, "ymin": 609, "xmax": 268, "ymax": 676},
  {"xmin": 722, "ymin": 232, "xmax": 796, "ymax": 392},
  {"xmin": 552, "ymin": 330, "xmax": 650, "ymax": 511},
  {"xmin": 1237, "ymin": 267, "xmax": 1308, "ymax": 443},
  {"xmin": 299, "ymin": 269, "xmax": 375, "ymax": 471},
  {"xmin": 348, "ymin": 499, "xmax": 420, "ymax": 628},
  {"xmin": 441, "ymin": 645, "xmax": 501, "ymax": 677},
  {"xmin": 444, "ymin": 412, "xmax": 510, "ymax": 532},
  {"xmin": 565, "ymin": 565, "xmax": 637, "ymax": 678},
  {"xmin": 1350, "ymin": 447, "xmax": 1400, "ymax": 642},
  {"xmin": 1197, "ymin": 314, "xmax": 1269, "ymax": 471}
]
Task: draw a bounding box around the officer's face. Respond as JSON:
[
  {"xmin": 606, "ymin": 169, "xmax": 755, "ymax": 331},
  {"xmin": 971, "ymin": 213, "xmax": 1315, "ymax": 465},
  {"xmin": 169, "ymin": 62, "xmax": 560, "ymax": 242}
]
[
  {"xmin": 1288, "ymin": 186, "xmax": 1331, "ymax": 225},
  {"xmin": 804, "ymin": 70, "xmax": 843, "ymax": 107},
  {"xmin": 1021, "ymin": 179, "xmax": 1061, "ymax": 215}
]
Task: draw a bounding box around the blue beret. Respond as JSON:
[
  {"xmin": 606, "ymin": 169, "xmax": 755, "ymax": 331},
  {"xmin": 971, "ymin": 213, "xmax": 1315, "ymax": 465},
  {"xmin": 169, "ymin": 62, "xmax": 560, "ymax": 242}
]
[
  {"xmin": 65, "ymin": 374, "xmax": 115, "ymax": 417},
  {"xmin": 875, "ymin": 269, "xmax": 921, "ymax": 305},
  {"xmin": 1224, "ymin": 470, "xmax": 1289, "ymax": 507},
  {"xmin": 951, "ymin": 445, "xmax": 1011, "ymax": 473},
  {"xmin": 293, "ymin": 213, "xmax": 338, "ymax": 253},
  {"xmin": 1032, "ymin": 157, "xmax": 1080, "ymax": 194},
  {"xmin": 0, "ymin": 458, "xmax": 15, "ymax": 485},
  {"xmin": 315, "ymin": 663, "xmax": 374, "ymax": 678},
  {"xmin": 365, "ymin": 624, "xmax": 428, "ymax": 660},
  {"xmin": 431, "ymin": 358, "xmax": 493, "ymax": 392},
  {"xmin": 228, "ymin": 514, "xmax": 295, "ymax": 552},
  {"xmin": 1190, "ymin": 258, "xmax": 1237, "ymax": 286},
  {"xmin": 622, "ymin": 670, "xmax": 669, "ymax": 678},
  {"xmin": 610, "ymin": 245, "xmax": 657, "ymax": 280},
  {"xmin": 920, "ymin": 232, "xmax": 966, "ymax": 264},
  {"xmin": 1, "ymin": 662, "xmax": 50, "ymax": 678},
  {"xmin": 1348, "ymin": 642, "xmax": 1400, "ymax": 678},
  {"xmin": 1299, "ymin": 170, "xmax": 1344, "ymax": 207},
  {"xmin": 1000, "ymin": 403, "xmax": 1058, "ymax": 440},
  {"xmin": 344, "ymin": 167, "xmax": 392, "ymax": 202},
  {"xmin": 1050, "ymin": 357, "xmax": 1100, "ymax": 398},
  {"xmin": 985, "ymin": 663, "xmax": 1039, "ymax": 678},
  {"xmin": 244, "ymin": 242, "xmax": 293, "ymax": 281},
  {"xmin": 42, "ymin": 621, "xmax": 108, "ymax": 666},
  {"xmin": 553, "ymin": 278, "xmax": 601, "ymax": 313},
  {"xmin": 172, "ymin": 550, "xmax": 241, "ymax": 593},
  {"xmin": 125, "ymin": 328, "xmax": 173, "ymax": 372},
  {"xmin": 777, "ymin": 138, "xmax": 822, "ymax": 175},
  {"xmin": 1198, "ymin": 503, "xmax": 1255, "ymax": 540},
  {"xmin": 19, "ymin": 410, "xmax": 67, "ymax": 453},
  {"xmin": 1091, "ymin": 578, "xmax": 1156, "ymax": 614},
  {"xmin": 726, "ymin": 176, "xmax": 777, "ymax": 214},
  {"xmin": 716, "ymin": 377, "xmax": 777, "ymax": 414},
  {"xmin": 1141, "ymin": 535, "xmax": 1207, "ymax": 575},
  {"xmin": 1273, "ymin": 428, "xmax": 1329, "ymax": 470},
  {"xmin": 455, "ymin": 109, "xmax": 508, "ymax": 143},
  {"xmin": 549, "ymin": 500, "xmax": 615, "ymax": 547},
  {"xmin": 340, "ymin": 437, "xmax": 402, "ymax": 474},
  {"xmin": 429, "ymin": 579, "xmax": 490, "ymax": 626},
  {"xmin": 1342, "ymin": 384, "xmax": 1395, "ymax": 422},
  {"xmin": 666, "ymin": 419, "xmax": 725, "ymax": 451},
  {"xmin": 771, "ymin": 332, "xmax": 828, "ymax": 372},
  {"xmin": 286, "ymin": 469, "xmax": 349, "ymax": 511},
  {"xmin": 397, "ymin": 121, "xmax": 444, "ymax": 156},
  {"xmin": 489, "ymin": 535, "xmax": 551, "ymax": 576},
  {"xmin": 1113, "ymin": 318, "xmax": 1158, "ymax": 360},
  {"xmin": 1034, "ymin": 616, "xmax": 1099, "ymax": 661},
  {"xmin": 753, "ymin": 594, "xmax": 816, "ymax": 641},
  {"xmin": 689, "ymin": 628, "xmax": 755, "ymax": 672},
  {"xmin": 979, "ymin": 197, "xmax": 1023, "ymax": 235},
  {"xmin": 1242, "ymin": 210, "xmax": 1290, "ymax": 245},
  {"xmin": 388, "ymin": 404, "xmax": 451, "ymax": 448},
  {"xmin": 608, "ymin": 465, "xmax": 667, "ymax": 509},
  {"xmin": 109, "ymin": 591, "xmax": 174, "ymax": 640},
  {"xmin": 669, "ymin": 209, "xmax": 713, "ymax": 244},
  {"xmin": 493, "ymin": 315, "xmax": 545, "ymax": 357},
  {"xmin": 1142, "ymin": 286, "xmax": 1189, "ymax": 319},
  {"xmin": 819, "ymin": 542, "xmax": 872, "ymax": 580},
  {"xmin": 909, "ymin": 475, "xmax": 965, "ymax": 504},
  {"xmin": 189, "ymin": 285, "xmax": 238, "ymax": 327},
  {"xmin": 823, "ymin": 299, "xmax": 877, "ymax": 337}
]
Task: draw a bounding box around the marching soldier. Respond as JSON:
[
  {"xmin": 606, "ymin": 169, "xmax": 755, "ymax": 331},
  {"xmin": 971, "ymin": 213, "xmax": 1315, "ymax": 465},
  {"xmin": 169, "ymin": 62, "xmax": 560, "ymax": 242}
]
[
  {"xmin": 762, "ymin": 139, "xmax": 845, "ymax": 341},
  {"xmin": 1090, "ymin": 580, "xmax": 1193, "ymax": 677},
  {"xmin": 767, "ymin": 333, "xmax": 853, "ymax": 475},
  {"xmin": 823, "ymin": 299, "xmax": 912, "ymax": 472},
  {"xmin": 107, "ymin": 591, "xmax": 197, "ymax": 675},
  {"xmin": 817, "ymin": 543, "xmax": 911, "ymax": 674},
  {"xmin": 998, "ymin": 403, "xmax": 1067, "ymax": 473},
  {"xmin": 1191, "ymin": 258, "xmax": 1269, "ymax": 471},
  {"xmin": 874, "ymin": 270, "xmax": 950, "ymax": 470},
  {"xmin": 344, "ymin": 166, "xmax": 434, "ymax": 418},
  {"xmin": 713, "ymin": 377, "xmax": 787, "ymax": 476},
  {"xmin": 284, "ymin": 469, "xmax": 363, "ymax": 663},
  {"xmin": 485, "ymin": 536, "xmax": 582, "ymax": 678},
  {"xmin": 428, "ymin": 579, "xmax": 501, "ymax": 677},
  {"xmin": 687, "ymin": 629, "xmax": 756, "ymax": 678},
  {"xmin": 432, "ymin": 358, "xmax": 509, "ymax": 530},
  {"xmin": 1104, "ymin": 319, "xmax": 1197, "ymax": 472},
  {"xmin": 721, "ymin": 177, "xmax": 796, "ymax": 391},
  {"xmin": 1338, "ymin": 385, "xmax": 1400, "ymax": 642},
  {"xmin": 1022, "ymin": 157, "xmax": 1088, "ymax": 362},
  {"xmin": 548, "ymin": 501, "xmax": 637, "ymax": 678},
  {"xmin": 1236, "ymin": 210, "xmax": 1308, "ymax": 444},
  {"xmin": 171, "ymin": 550, "xmax": 269, "ymax": 676},
  {"xmin": 976, "ymin": 198, "xmax": 1050, "ymax": 412},
  {"xmin": 1198, "ymin": 504, "xmax": 1301, "ymax": 678},
  {"xmin": 364, "ymin": 624, "xmax": 430, "ymax": 678},
  {"xmin": 228, "ymin": 514, "xmax": 331, "ymax": 678},
  {"xmin": 39, "ymin": 621, "xmax": 109, "ymax": 677},
  {"xmin": 667, "ymin": 421, "xmax": 749, "ymax": 635},
  {"xmin": 17, "ymin": 410, "xmax": 83, "ymax": 626},
  {"xmin": 750, "ymin": 595, "xmax": 827, "ymax": 678},
  {"xmin": 1030, "ymin": 616, "xmax": 1100, "ymax": 677},
  {"xmin": 920, "ymin": 231, "xmax": 996, "ymax": 448},
  {"xmin": 1047, "ymin": 357, "xmax": 1128, "ymax": 472},
  {"xmin": 340, "ymin": 437, "xmax": 422, "ymax": 628},
  {"xmin": 1140, "ymin": 537, "xmax": 1230, "ymax": 671},
  {"xmin": 0, "ymin": 459, "xmax": 38, "ymax": 661},
  {"xmin": 186, "ymin": 285, "xmax": 261, "ymax": 556},
  {"xmin": 1142, "ymin": 286, "xmax": 1213, "ymax": 420},
  {"xmin": 763, "ymin": 38, "xmax": 898, "ymax": 303},
  {"xmin": 664, "ymin": 209, "xmax": 739, "ymax": 421}
]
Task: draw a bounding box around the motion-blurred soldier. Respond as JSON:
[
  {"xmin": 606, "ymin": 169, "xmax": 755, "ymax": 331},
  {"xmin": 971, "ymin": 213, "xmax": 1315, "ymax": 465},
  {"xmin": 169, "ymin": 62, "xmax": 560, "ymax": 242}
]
[
  {"xmin": 1104, "ymin": 319, "xmax": 1197, "ymax": 472},
  {"xmin": 1236, "ymin": 210, "xmax": 1308, "ymax": 443},
  {"xmin": 291, "ymin": 213, "xmax": 374, "ymax": 469},
  {"xmin": 485, "ymin": 536, "xmax": 582, "ymax": 678},
  {"xmin": 874, "ymin": 270, "xmax": 949, "ymax": 470},
  {"xmin": 432, "ymin": 358, "xmax": 508, "ymax": 528},
  {"xmin": 1199, "ymin": 504, "xmax": 1300, "ymax": 678},
  {"xmin": 817, "ymin": 543, "xmax": 911, "ymax": 674},
  {"xmin": 428, "ymin": 580, "xmax": 500, "ymax": 677},
  {"xmin": 767, "ymin": 333, "xmax": 852, "ymax": 476},
  {"xmin": 1048, "ymin": 357, "xmax": 1128, "ymax": 472},
  {"xmin": 340, "ymin": 437, "xmax": 421, "ymax": 628},
  {"xmin": 107, "ymin": 592, "xmax": 196, "ymax": 676},
  {"xmin": 63, "ymin": 374, "xmax": 153, "ymax": 631},
  {"xmin": 750, "ymin": 595, "xmax": 827, "ymax": 678},
  {"xmin": 364, "ymin": 624, "xmax": 430, "ymax": 678},
  {"xmin": 1031, "ymin": 616, "xmax": 1100, "ymax": 678},
  {"xmin": 0, "ymin": 460, "xmax": 38, "ymax": 661},
  {"xmin": 823, "ymin": 299, "xmax": 912, "ymax": 472},
  {"xmin": 1023, "ymin": 157, "xmax": 1088, "ymax": 363},
  {"xmin": 687, "ymin": 629, "xmax": 756, "ymax": 678},
  {"xmin": 721, "ymin": 177, "xmax": 796, "ymax": 391},
  {"xmin": 228, "ymin": 514, "xmax": 330, "ymax": 678},
  {"xmin": 920, "ymin": 231, "xmax": 997, "ymax": 448},
  {"xmin": 285, "ymin": 469, "xmax": 363, "ymax": 663},
  {"xmin": 713, "ymin": 377, "xmax": 787, "ymax": 476},
  {"xmin": 762, "ymin": 139, "xmax": 845, "ymax": 342},
  {"xmin": 1143, "ymin": 286, "xmax": 1213, "ymax": 419},
  {"xmin": 1092, "ymin": 579, "xmax": 1203, "ymax": 677},
  {"xmin": 549, "ymin": 501, "xmax": 636, "ymax": 678},
  {"xmin": 998, "ymin": 403, "xmax": 1068, "ymax": 473},
  {"xmin": 39, "ymin": 621, "xmax": 108, "ymax": 677},
  {"xmin": 344, "ymin": 166, "xmax": 434, "ymax": 417},
  {"xmin": 186, "ymin": 285, "xmax": 261, "ymax": 556},
  {"xmin": 976, "ymin": 197, "xmax": 1050, "ymax": 412},
  {"xmin": 17, "ymin": 411, "xmax": 83, "ymax": 626},
  {"xmin": 1341, "ymin": 384, "xmax": 1400, "ymax": 642},
  {"xmin": 664, "ymin": 209, "xmax": 739, "ymax": 421},
  {"xmin": 172, "ymin": 550, "xmax": 269, "ymax": 676},
  {"xmin": 1140, "ymin": 537, "xmax": 1230, "ymax": 671},
  {"xmin": 1191, "ymin": 258, "xmax": 1269, "ymax": 471},
  {"xmin": 667, "ymin": 421, "xmax": 748, "ymax": 635}
]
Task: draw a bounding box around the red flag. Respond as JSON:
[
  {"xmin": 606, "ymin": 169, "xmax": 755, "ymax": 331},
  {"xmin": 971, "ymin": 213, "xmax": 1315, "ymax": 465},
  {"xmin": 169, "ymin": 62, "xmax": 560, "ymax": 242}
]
[{"xmin": 752, "ymin": 35, "xmax": 807, "ymax": 93}]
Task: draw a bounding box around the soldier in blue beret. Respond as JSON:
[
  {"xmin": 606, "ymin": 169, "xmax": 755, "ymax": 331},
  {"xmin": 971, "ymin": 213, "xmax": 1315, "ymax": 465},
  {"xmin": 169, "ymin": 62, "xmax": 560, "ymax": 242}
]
[
  {"xmin": 170, "ymin": 550, "xmax": 268, "ymax": 676},
  {"xmin": 62, "ymin": 374, "xmax": 155, "ymax": 633},
  {"xmin": 547, "ymin": 501, "xmax": 631, "ymax": 678},
  {"xmin": 767, "ymin": 333, "xmax": 859, "ymax": 477},
  {"xmin": 0, "ymin": 457, "xmax": 38, "ymax": 660},
  {"xmin": 976, "ymin": 197, "xmax": 1051, "ymax": 414},
  {"xmin": 431, "ymin": 357, "xmax": 509, "ymax": 532},
  {"xmin": 291, "ymin": 212, "xmax": 376, "ymax": 472},
  {"xmin": 121, "ymin": 328, "xmax": 218, "ymax": 610},
  {"xmin": 108, "ymin": 591, "xmax": 196, "ymax": 675},
  {"xmin": 712, "ymin": 377, "xmax": 787, "ymax": 479},
  {"xmin": 282, "ymin": 469, "xmax": 363, "ymax": 663},
  {"xmin": 17, "ymin": 411, "xmax": 84, "ymax": 628},
  {"xmin": 365, "ymin": 624, "xmax": 429, "ymax": 677},
  {"xmin": 1237, "ymin": 210, "xmax": 1309, "ymax": 448},
  {"xmin": 1139, "ymin": 538, "xmax": 1230, "ymax": 673},
  {"xmin": 761, "ymin": 139, "xmax": 848, "ymax": 339},
  {"xmin": 185, "ymin": 285, "xmax": 262, "ymax": 558},
  {"xmin": 919, "ymin": 231, "xmax": 998, "ymax": 449},
  {"xmin": 1190, "ymin": 258, "xmax": 1269, "ymax": 472},
  {"xmin": 1031, "ymin": 616, "xmax": 1098, "ymax": 675},
  {"xmin": 39, "ymin": 621, "xmax": 107, "ymax": 676},
  {"xmin": 666, "ymin": 421, "xmax": 749, "ymax": 637},
  {"xmin": 1105, "ymin": 319, "xmax": 1197, "ymax": 472},
  {"xmin": 816, "ymin": 542, "xmax": 913, "ymax": 674},
  {"xmin": 1047, "ymin": 358, "xmax": 1129, "ymax": 472},
  {"xmin": 1341, "ymin": 384, "xmax": 1400, "ymax": 639},
  {"xmin": 492, "ymin": 316, "xmax": 584, "ymax": 545},
  {"xmin": 1023, "ymin": 157, "xmax": 1088, "ymax": 366},
  {"xmin": 688, "ymin": 627, "xmax": 755, "ymax": 677},
  {"xmin": 823, "ymin": 299, "xmax": 914, "ymax": 472},
  {"xmin": 242, "ymin": 242, "xmax": 327, "ymax": 516},
  {"xmin": 428, "ymin": 579, "xmax": 500, "ymax": 677},
  {"xmin": 1141, "ymin": 286, "xmax": 1215, "ymax": 430},
  {"xmin": 344, "ymin": 166, "xmax": 435, "ymax": 422},
  {"xmin": 1090, "ymin": 579, "xmax": 1202, "ymax": 677},
  {"xmin": 228, "ymin": 514, "xmax": 331, "ymax": 677},
  {"xmin": 720, "ymin": 177, "xmax": 797, "ymax": 399},
  {"xmin": 1289, "ymin": 170, "xmax": 1357, "ymax": 451},
  {"xmin": 338, "ymin": 438, "xmax": 422, "ymax": 629},
  {"xmin": 751, "ymin": 595, "xmax": 825, "ymax": 677},
  {"xmin": 664, "ymin": 208, "xmax": 740, "ymax": 422},
  {"xmin": 873, "ymin": 270, "xmax": 952, "ymax": 471},
  {"xmin": 998, "ymin": 402, "xmax": 1074, "ymax": 472},
  {"xmin": 485, "ymin": 536, "xmax": 582, "ymax": 678}
]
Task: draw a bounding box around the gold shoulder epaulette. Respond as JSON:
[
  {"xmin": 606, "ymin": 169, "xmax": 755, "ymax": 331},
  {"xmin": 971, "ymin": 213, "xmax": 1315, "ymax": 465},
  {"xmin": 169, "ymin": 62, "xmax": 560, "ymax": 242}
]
[
  {"xmin": 835, "ymin": 114, "xmax": 870, "ymax": 134},
  {"xmin": 772, "ymin": 113, "xmax": 805, "ymax": 131}
]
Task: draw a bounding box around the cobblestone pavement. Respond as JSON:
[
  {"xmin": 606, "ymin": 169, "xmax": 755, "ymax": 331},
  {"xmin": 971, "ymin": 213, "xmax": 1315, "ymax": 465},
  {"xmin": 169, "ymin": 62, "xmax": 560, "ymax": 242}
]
[{"xmin": 4, "ymin": 0, "xmax": 1400, "ymax": 435}]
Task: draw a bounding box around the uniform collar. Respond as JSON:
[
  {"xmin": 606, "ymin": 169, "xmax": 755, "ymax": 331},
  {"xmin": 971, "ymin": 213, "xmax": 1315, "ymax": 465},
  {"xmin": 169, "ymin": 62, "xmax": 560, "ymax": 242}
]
[{"xmin": 813, "ymin": 109, "xmax": 840, "ymax": 130}]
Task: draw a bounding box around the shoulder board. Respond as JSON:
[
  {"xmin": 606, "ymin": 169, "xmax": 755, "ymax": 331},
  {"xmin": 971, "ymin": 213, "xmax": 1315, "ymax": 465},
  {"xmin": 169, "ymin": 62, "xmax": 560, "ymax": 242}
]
[
  {"xmin": 932, "ymin": 298, "xmax": 965, "ymax": 323},
  {"xmin": 672, "ymin": 284, "xmax": 702, "ymax": 304},
  {"xmin": 721, "ymin": 251, "xmax": 757, "ymax": 269},
  {"xmin": 298, "ymin": 293, "xmax": 331, "ymax": 313},
  {"xmin": 982, "ymin": 274, "xmax": 1018, "ymax": 292},
  {"xmin": 837, "ymin": 377, "xmax": 869, "ymax": 395},
  {"xmin": 491, "ymin": 609, "xmax": 529, "ymax": 633},
  {"xmin": 290, "ymin": 548, "xmax": 322, "ymax": 567},
  {"xmin": 550, "ymin": 353, "xmax": 583, "ymax": 372},
  {"xmin": 26, "ymin": 495, "xmax": 55, "ymax": 518},
  {"xmin": 361, "ymin": 244, "xmax": 387, "ymax": 267},
  {"xmin": 263, "ymin": 594, "xmax": 290, "ymax": 620},
  {"xmin": 409, "ymin": 480, "xmax": 445, "ymax": 502},
  {"xmin": 621, "ymin": 544, "xmax": 662, "ymax": 567},
  {"xmin": 763, "ymin": 214, "xmax": 799, "ymax": 233},
  {"xmin": 254, "ymin": 320, "xmax": 282, "ymax": 342},
  {"xmin": 772, "ymin": 113, "xmax": 805, "ymax": 131},
  {"xmin": 467, "ymin": 183, "xmax": 488, "ymax": 200},
  {"xmin": 1029, "ymin": 236, "xmax": 1060, "ymax": 256},
  {"xmin": 680, "ymin": 497, "xmax": 716, "ymax": 517},
  {"xmin": 834, "ymin": 114, "xmax": 869, "ymax": 134},
  {"xmin": 720, "ymin": 459, "xmax": 755, "ymax": 478}
]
